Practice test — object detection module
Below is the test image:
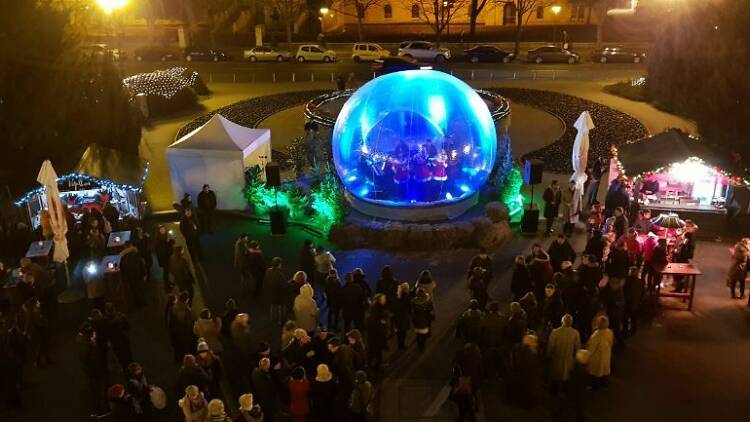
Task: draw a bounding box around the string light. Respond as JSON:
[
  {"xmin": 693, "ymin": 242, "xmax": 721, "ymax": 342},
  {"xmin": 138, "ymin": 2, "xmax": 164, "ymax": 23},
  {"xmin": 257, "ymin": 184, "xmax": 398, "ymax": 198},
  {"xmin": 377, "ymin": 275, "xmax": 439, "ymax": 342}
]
[
  {"xmin": 122, "ymin": 67, "xmax": 199, "ymax": 99},
  {"xmin": 14, "ymin": 162, "xmax": 150, "ymax": 207}
]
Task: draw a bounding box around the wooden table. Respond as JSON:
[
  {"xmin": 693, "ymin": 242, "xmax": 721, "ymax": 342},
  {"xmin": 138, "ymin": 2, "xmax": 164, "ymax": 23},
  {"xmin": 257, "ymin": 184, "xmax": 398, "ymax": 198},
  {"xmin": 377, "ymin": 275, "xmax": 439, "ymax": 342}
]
[{"xmin": 659, "ymin": 263, "xmax": 702, "ymax": 311}]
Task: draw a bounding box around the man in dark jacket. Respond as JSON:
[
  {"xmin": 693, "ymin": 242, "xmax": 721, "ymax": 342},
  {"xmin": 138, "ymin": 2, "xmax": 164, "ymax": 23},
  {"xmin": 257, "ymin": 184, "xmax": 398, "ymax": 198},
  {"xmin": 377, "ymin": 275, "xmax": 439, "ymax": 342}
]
[
  {"xmin": 543, "ymin": 180, "xmax": 562, "ymax": 235},
  {"xmin": 548, "ymin": 234, "xmax": 576, "ymax": 273},
  {"xmin": 251, "ymin": 358, "xmax": 278, "ymax": 421},
  {"xmin": 467, "ymin": 247, "xmax": 494, "ymax": 286},
  {"xmin": 479, "ymin": 302, "xmax": 505, "ymax": 379},
  {"xmin": 246, "ymin": 241, "xmax": 266, "ymax": 298},
  {"xmin": 456, "ymin": 300, "xmax": 484, "ymax": 345},
  {"xmin": 612, "ymin": 206, "xmax": 629, "ymax": 239},
  {"xmin": 341, "ymin": 274, "xmax": 367, "ymax": 331},
  {"xmin": 120, "ymin": 242, "xmax": 147, "ymax": 307},
  {"xmin": 179, "ymin": 209, "xmax": 202, "ymax": 263},
  {"xmin": 196, "ymin": 184, "xmax": 217, "ymax": 234}
]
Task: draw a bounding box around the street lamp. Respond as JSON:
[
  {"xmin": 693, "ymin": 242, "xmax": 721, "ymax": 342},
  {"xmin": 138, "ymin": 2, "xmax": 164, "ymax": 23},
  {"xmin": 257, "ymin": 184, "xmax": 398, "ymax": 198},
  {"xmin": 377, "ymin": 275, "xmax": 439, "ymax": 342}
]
[
  {"xmin": 96, "ymin": 0, "xmax": 128, "ymax": 15},
  {"xmin": 320, "ymin": 7, "xmax": 330, "ymax": 15},
  {"xmin": 550, "ymin": 4, "xmax": 562, "ymax": 14}
]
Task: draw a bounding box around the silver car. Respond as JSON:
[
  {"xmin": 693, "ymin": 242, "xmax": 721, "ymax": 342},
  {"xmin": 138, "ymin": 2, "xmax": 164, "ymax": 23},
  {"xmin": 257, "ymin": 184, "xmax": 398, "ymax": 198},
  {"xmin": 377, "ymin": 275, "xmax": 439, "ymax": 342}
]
[
  {"xmin": 397, "ymin": 41, "xmax": 451, "ymax": 63},
  {"xmin": 243, "ymin": 46, "xmax": 291, "ymax": 62}
]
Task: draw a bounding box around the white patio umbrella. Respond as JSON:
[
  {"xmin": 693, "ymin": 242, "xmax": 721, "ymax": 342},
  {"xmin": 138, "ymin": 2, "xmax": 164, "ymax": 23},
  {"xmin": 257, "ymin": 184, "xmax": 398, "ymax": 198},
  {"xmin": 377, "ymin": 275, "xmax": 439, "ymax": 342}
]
[
  {"xmin": 36, "ymin": 160, "xmax": 69, "ymax": 263},
  {"xmin": 570, "ymin": 111, "xmax": 595, "ymax": 220}
]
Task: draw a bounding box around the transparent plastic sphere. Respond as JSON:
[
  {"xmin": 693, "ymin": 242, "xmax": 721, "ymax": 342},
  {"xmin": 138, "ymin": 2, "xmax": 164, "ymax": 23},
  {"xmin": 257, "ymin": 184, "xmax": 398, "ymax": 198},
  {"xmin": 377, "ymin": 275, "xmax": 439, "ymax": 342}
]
[{"xmin": 332, "ymin": 70, "xmax": 497, "ymax": 207}]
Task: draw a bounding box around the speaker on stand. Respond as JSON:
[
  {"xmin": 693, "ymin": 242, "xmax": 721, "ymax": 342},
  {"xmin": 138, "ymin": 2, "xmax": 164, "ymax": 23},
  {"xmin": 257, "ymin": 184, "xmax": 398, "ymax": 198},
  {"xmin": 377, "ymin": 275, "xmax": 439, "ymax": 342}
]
[
  {"xmin": 521, "ymin": 159, "xmax": 544, "ymax": 234},
  {"xmin": 265, "ymin": 162, "xmax": 286, "ymax": 235}
]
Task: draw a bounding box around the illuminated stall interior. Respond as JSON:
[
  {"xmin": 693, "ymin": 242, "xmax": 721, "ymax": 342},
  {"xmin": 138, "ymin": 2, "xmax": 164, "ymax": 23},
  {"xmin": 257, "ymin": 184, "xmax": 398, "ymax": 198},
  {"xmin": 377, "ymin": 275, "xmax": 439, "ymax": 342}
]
[
  {"xmin": 611, "ymin": 130, "xmax": 747, "ymax": 215},
  {"xmin": 16, "ymin": 144, "xmax": 149, "ymax": 228}
]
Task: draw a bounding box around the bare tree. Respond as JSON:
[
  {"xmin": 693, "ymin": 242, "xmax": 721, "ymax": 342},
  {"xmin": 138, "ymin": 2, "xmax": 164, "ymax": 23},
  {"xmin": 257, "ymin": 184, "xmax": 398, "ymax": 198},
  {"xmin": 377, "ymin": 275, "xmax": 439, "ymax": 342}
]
[
  {"xmin": 268, "ymin": 0, "xmax": 306, "ymax": 45},
  {"xmin": 586, "ymin": 0, "xmax": 618, "ymax": 46},
  {"xmin": 406, "ymin": 0, "xmax": 469, "ymax": 45},
  {"xmin": 468, "ymin": 0, "xmax": 490, "ymax": 40},
  {"xmin": 331, "ymin": 0, "xmax": 384, "ymax": 41},
  {"xmin": 496, "ymin": 0, "xmax": 548, "ymax": 55}
]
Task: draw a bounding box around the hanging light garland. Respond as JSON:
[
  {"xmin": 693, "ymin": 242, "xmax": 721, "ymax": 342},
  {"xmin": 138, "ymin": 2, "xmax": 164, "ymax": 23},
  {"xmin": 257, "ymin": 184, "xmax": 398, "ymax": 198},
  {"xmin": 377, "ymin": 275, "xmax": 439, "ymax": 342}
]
[
  {"xmin": 122, "ymin": 67, "xmax": 199, "ymax": 99},
  {"xmin": 15, "ymin": 162, "xmax": 150, "ymax": 207}
]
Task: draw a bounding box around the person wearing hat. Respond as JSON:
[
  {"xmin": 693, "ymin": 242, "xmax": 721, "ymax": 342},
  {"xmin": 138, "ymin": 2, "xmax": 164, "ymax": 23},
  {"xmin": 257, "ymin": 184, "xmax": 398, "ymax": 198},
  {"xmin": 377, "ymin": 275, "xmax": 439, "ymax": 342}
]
[
  {"xmin": 179, "ymin": 385, "xmax": 208, "ymax": 422},
  {"xmin": 194, "ymin": 308, "xmax": 223, "ymax": 354},
  {"xmin": 311, "ymin": 364, "xmax": 336, "ymax": 420},
  {"xmin": 207, "ymin": 399, "xmax": 231, "ymax": 421},
  {"xmin": 107, "ymin": 384, "xmax": 134, "ymax": 421},
  {"xmin": 586, "ymin": 316, "xmax": 614, "ymax": 390},
  {"xmin": 288, "ymin": 366, "xmax": 311, "ymax": 422},
  {"xmin": 196, "ymin": 339, "xmax": 223, "ymax": 400},
  {"xmin": 236, "ymin": 393, "xmax": 264, "ymax": 422},
  {"xmin": 293, "ymin": 283, "xmax": 320, "ymax": 333},
  {"xmin": 251, "ymin": 358, "xmax": 278, "ymax": 421},
  {"xmin": 548, "ymin": 234, "xmax": 576, "ymax": 273}
]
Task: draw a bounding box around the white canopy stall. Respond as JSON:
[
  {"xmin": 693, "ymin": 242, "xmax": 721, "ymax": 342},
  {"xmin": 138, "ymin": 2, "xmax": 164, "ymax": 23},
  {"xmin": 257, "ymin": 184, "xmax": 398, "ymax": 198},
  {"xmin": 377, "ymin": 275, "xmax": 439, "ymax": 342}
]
[{"xmin": 167, "ymin": 114, "xmax": 271, "ymax": 210}]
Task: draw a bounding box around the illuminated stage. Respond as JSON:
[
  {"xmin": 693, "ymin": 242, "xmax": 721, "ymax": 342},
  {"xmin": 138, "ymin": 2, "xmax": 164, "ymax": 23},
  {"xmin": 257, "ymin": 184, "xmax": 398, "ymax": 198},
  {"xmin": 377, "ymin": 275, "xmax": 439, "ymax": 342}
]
[{"xmin": 314, "ymin": 70, "xmax": 510, "ymax": 221}]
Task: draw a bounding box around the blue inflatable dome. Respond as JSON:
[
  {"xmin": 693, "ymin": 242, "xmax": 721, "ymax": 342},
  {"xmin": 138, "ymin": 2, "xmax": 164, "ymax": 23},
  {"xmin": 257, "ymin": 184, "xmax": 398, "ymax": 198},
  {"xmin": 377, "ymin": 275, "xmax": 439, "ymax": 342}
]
[{"xmin": 332, "ymin": 70, "xmax": 497, "ymax": 208}]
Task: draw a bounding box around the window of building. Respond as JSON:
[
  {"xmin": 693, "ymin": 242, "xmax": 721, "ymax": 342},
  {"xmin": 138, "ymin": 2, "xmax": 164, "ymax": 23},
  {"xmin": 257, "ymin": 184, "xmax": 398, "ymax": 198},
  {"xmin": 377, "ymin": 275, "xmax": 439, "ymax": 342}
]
[
  {"xmin": 503, "ymin": 3, "xmax": 516, "ymax": 25},
  {"xmin": 571, "ymin": 4, "xmax": 586, "ymax": 20},
  {"xmin": 536, "ymin": 6, "xmax": 544, "ymax": 19},
  {"xmin": 411, "ymin": 4, "xmax": 420, "ymax": 18},
  {"xmin": 384, "ymin": 4, "xmax": 392, "ymax": 19}
]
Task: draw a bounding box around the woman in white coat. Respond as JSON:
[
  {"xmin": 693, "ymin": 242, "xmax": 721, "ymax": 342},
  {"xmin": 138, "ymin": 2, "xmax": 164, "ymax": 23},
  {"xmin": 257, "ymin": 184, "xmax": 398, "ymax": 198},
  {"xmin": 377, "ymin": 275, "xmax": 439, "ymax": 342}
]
[
  {"xmin": 586, "ymin": 315, "xmax": 614, "ymax": 390},
  {"xmin": 293, "ymin": 283, "xmax": 320, "ymax": 332}
]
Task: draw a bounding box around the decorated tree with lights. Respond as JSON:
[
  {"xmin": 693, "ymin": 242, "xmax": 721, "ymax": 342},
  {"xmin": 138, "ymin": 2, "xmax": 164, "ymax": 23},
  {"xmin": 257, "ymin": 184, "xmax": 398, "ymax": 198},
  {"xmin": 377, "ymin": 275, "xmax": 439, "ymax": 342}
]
[{"xmin": 0, "ymin": 1, "xmax": 140, "ymax": 193}]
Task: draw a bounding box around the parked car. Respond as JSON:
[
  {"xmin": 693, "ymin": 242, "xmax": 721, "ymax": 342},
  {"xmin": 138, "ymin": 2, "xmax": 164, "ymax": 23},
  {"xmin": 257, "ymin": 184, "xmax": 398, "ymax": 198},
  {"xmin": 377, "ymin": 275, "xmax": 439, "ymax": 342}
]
[
  {"xmin": 526, "ymin": 46, "xmax": 580, "ymax": 64},
  {"xmin": 463, "ymin": 45, "xmax": 515, "ymax": 63},
  {"xmin": 397, "ymin": 41, "xmax": 451, "ymax": 63},
  {"xmin": 295, "ymin": 45, "xmax": 336, "ymax": 63},
  {"xmin": 134, "ymin": 46, "xmax": 177, "ymax": 62},
  {"xmin": 184, "ymin": 47, "xmax": 230, "ymax": 62},
  {"xmin": 591, "ymin": 46, "xmax": 646, "ymax": 63},
  {"xmin": 243, "ymin": 46, "xmax": 291, "ymax": 62},
  {"xmin": 352, "ymin": 43, "xmax": 390, "ymax": 62},
  {"xmin": 84, "ymin": 43, "xmax": 127, "ymax": 61},
  {"xmin": 372, "ymin": 56, "xmax": 420, "ymax": 75}
]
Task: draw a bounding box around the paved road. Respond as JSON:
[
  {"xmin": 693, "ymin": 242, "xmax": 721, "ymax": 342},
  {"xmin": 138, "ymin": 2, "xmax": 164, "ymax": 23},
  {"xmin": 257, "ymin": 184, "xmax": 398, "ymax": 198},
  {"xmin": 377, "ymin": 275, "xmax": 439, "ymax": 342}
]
[{"xmin": 122, "ymin": 59, "xmax": 646, "ymax": 84}]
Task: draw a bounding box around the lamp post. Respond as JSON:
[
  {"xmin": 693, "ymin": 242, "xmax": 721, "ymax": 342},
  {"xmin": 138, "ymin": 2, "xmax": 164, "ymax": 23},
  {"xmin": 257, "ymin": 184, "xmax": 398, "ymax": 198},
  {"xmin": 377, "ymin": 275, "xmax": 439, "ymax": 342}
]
[
  {"xmin": 95, "ymin": 0, "xmax": 128, "ymax": 67},
  {"xmin": 550, "ymin": 4, "xmax": 562, "ymax": 46}
]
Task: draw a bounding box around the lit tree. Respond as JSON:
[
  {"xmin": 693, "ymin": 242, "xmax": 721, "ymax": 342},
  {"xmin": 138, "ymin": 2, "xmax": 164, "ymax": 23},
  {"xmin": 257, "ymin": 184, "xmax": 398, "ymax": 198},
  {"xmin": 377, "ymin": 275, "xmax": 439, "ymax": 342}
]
[
  {"xmin": 496, "ymin": 0, "xmax": 549, "ymax": 55},
  {"xmin": 330, "ymin": 0, "xmax": 384, "ymax": 41},
  {"xmin": 406, "ymin": 0, "xmax": 469, "ymax": 46}
]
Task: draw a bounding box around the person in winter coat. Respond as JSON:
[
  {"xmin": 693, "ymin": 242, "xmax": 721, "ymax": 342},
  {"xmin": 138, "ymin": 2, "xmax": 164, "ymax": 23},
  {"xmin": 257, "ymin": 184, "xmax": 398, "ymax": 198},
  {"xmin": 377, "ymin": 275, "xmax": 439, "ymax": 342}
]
[
  {"xmin": 283, "ymin": 329, "xmax": 315, "ymax": 372},
  {"xmin": 176, "ymin": 354, "xmax": 211, "ymax": 398},
  {"xmin": 194, "ymin": 308, "xmax": 223, "ymax": 354},
  {"xmin": 546, "ymin": 314, "xmax": 581, "ymax": 392},
  {"xmin": 251, "ymin": 358, "xmax": 278, "ymax": 421},
  {"xmin": 543, "ymin": 180, "xmax": 562, "ymax": 235},
  {"xmin": 456, "ymin": 300, "xmax": 484, "ymax": 344},
  {"xmin": 103, "ymin": 302, "xmax": 133, "ymax": 371},
  {"xmin": 366, "ymin": 294, "xmax": 390, "ymax": 371},
  {"xmin": 288, "ymin": 366, "xmax": 311, "ymax": 422},
  {"xmin": 507, "ymin": 334, "xmax": 541, "ymax": 409},
  {"xmin": 236, "ymin": 394, "xmax": 263, "ymax": 422},
  {"xmin": 196, "ymin": 340, "xmax": 223, "ymax": 399},
  {"xmin": 170, "ymin": 292, "xmax": 197, "ymax": 362},
  {"xmin": 527, "ymin": 244, "xmax": 553, "ymax": 300},
  {"xmin": 325, "ymin": 269, "xmax": 343, "ymax": 330},
  {"xmin": 221, "ymin": 299, "xmax": 239, "ymax": 338},
  {"xmin": 584, "ymin": 231, "xmax": 605, "ymax": 263},
  {"xmin": 467, "ymin": 267, "xmax": 489, "ymax": 309},
  {"xmin": 120, "ymin": 241, "xmax": 147, "ymax": 307},
  {"xmin": 375, "ymin": 265, "xmax": 398, "ymax": 311},
  {"xmin": 180, "ymin": 208, "xmax": 202, "ymax": 263},
  {"xmin": 261, "ymin": 257, "xmax": 286, "ymax": 324},
  {"xmin": 281, "ymin": 321, "xmax": 298, "ymax": 349},
  {"xmin": 231, "ymin": 313, "xmax": 257, "ymax": 371},
  {"xmin": 125, "ymin": 362, "xmax": 152, "ymax": 419},
  {"xmin": 78, "ymin": 323, "xmax": 110, "ymax": 417},
  {"xmin": 541, "ymin": 284, "xmax": 565, "ymax": 336},
  {"xmin": 467, "ymin": 247, "xmax": 494, "ymax": 286},
  {"xmin": 348, "ymin": 371, "xmax": 373, "ymax": 422},
  {"xmin": 519, "ymin": 292, "xmax": 538, "ymax": 330},
  {"xmin": 234, "ymin": 234, "xmax": 250, "ymax": 290},
  {"xmin": 207, "ymin": 399, "xmax": 231, "ymax": 422},
  {"xmin": 415, "ymin": 270, "xmax": 436, "ymax": 299},
  {"xmin": 504, "ymin": 302, "xmax": 527, "ymax": 346},
  {"xmin": 154, "ymin": 225, "xmax": 174, "ymax": 288},
  {"xmin": 479, "ymin": 302, "xmax": 505, "ymax": 379},
  {"xmin": 179, "ymin": 385, "xmax": 209, "ymax": 422},
  {"xmin": 341, "ymin": 273, "xmax": 367, "ymax": 331},
  {"xmin": 728, "ymin": 243, "xmax": 748, "ymax": 299},
  {"xmin": 561, "ymin": 180, "xmax": 576, "ymax": 237},
  {"xmin": 327, "ymin": 337, "xmax": 355, "ymax": 391},
  {"xmin": 511, "ymin": 256, "xmax": 532, "ymax": 301},
  {"xmin": 352, "ymin": 268, "xmax": 373, "ymax": 298},
  {"xmin": 563, "ymin": 349, "xmax": 590, "ymax": 421},
  {"xmin": 672, "ymin": 231, "xmax": 696, "ymax": 293},
  {"xmin": 606, "ymin": 241, "xmax": 630, "ymax": 287},
  {"xmin": 108, "ymin": 384, "xmax": 138, "ymax": 422},
  {"xmin": 548, "ymin": 234, "xmax": 576, "ymax": 273},
  {"xmin": 648, "ymin": 238, "xmax": 669, "ymax": 293},
  {"xmin": 346, "ymin": 329, "xmax": 367, "ymax": 371},
  {"xmin": 294, "ymin": 283, "xmax": 320, "ymax": 333},
  {"xmin": 311, "ymin": 363, "xmax": 337, "ymax": 421},
  {"xmin": 247, "ymin": 241, "xmax": 266, "ymax": 298},
  {"xmin": 623, "ymin": 266, "xmax": 644, "ymax": 336},
  {"xmin": 411, "ymin": 288, "xmax": 435, "ymax": 352},
  {"xmin": 586, "ymin": 315, "xmax": 614, "ymax": 390},
  {"xmin": 612, "ymin": 207, "xmax": 629, "ymax": 239},
  {"xmin": 197, "ymin": 184, "xmax": 217, "ymax": 234},
  {"xmin": 299, "ymin": 240, "xmax": 317, "ymax": 282},
  {"xmin": 314, "ymin": 246, "xmax": 337, "ymax": 286},
  {"xmin": 170, "ymin": 246, "xmax": 195, "ymax": 298},
  {"xmin": 392, "ymin": 283, "xmax": 412, "ymax": 349}
]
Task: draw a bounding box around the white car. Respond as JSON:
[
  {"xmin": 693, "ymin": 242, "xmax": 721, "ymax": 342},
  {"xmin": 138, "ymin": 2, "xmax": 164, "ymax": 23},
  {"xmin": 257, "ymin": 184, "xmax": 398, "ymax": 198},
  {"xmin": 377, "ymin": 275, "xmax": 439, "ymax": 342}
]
[
  {"xmin": 295, "ymin": 45, "xmax": 337, "ymax": 63},
  {"xmin": 243, "ymin": 46, "xmax": 291, "ymax": 62},
  {"xmin": 352, "ymin": 43, "xmax": 390, "ymax": 62},
  {"xmin": 397, "ymin": 41, "xmax": 451, "ymax": 63}
]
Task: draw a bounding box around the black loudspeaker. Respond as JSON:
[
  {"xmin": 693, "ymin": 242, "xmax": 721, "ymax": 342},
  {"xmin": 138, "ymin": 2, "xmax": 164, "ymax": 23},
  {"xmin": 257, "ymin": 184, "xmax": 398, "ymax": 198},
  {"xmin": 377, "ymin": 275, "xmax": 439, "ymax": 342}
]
[
  {"xmin": 270, "ymin": 209, "xmax": 286, "ymax": 235},
  {"xmin": 265, "ymin": 162, "xmax": 281, "ymax": 187},
  {"xmin": 521, "ymin": 208, "xmax": 540, "ymax": 233},
  {"xmin": 524, "ymin": 159, "xmax": 544, "ymax": 185}
]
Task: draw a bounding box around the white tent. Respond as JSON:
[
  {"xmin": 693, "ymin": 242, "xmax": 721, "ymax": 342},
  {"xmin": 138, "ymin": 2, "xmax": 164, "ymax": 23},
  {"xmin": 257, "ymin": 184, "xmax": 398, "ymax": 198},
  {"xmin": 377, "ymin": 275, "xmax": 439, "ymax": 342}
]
[{"xmin": 167, "ymin": 114, "xmax": 271, "ymax": 210}]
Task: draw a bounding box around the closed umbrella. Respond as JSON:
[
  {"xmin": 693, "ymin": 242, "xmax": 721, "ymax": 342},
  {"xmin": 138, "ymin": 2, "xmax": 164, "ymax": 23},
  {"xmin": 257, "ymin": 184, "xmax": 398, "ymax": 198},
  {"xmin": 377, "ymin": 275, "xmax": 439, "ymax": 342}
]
[
  {"xmin": 36, "ymin": 160, "xmax": 69, "ymax": 263},
  {"xmin": 570, "ymin": 111, "xmax": 595, "ymax": 221}
]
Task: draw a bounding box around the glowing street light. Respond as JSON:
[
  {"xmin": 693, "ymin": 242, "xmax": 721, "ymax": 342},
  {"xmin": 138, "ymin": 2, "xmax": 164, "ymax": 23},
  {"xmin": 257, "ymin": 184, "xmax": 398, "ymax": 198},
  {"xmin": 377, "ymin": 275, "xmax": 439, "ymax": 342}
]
[
  {"xmin": 96, "ymin": 0, "xmax": 128, "ymax": 15},
  {"xmin": 320, "ymin": 7, "xmax": 330, "ymax": 15},
  {"xmin": 550, "ymin": 4, "xmax": 562, "ymax": 14}
]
